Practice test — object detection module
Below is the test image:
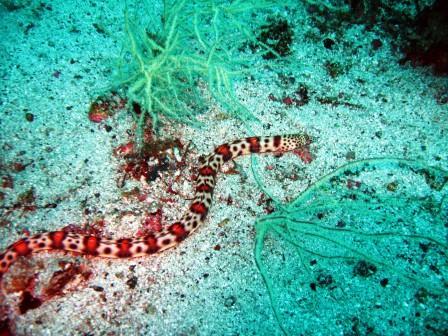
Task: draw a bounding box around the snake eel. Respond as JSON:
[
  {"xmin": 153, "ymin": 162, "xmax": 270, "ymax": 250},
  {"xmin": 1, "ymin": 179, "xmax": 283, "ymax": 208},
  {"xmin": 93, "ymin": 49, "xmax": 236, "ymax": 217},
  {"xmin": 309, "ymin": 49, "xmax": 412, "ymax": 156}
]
[{"xmin": 0, "ymin": 134, "xmax": 310, "ymax": 279}]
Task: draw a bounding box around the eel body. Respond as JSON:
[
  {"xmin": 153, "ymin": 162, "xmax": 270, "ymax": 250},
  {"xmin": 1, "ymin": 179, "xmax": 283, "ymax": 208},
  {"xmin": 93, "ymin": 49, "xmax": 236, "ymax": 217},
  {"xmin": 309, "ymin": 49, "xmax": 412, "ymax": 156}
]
[{"xmin": 0, "ymin": 134, "xmax": 310, "ymax": 278}]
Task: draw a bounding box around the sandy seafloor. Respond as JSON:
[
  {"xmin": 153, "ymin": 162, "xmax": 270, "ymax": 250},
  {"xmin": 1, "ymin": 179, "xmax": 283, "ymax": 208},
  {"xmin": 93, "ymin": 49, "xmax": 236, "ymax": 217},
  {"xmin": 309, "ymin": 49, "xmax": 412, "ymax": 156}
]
[{"xmin": 0, "ymin": 1, "xmax": 447, "ymax": 335}]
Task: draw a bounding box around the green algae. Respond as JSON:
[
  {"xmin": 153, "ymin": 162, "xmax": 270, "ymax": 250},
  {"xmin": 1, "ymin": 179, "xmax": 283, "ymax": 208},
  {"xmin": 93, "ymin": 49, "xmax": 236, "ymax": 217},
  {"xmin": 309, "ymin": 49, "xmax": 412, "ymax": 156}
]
[
  {"xmin": 116, "ymin": 0, "xmax": 289, "ymax": 146},
  {"xmin": 251, "ymin": 157, "xmax": 448, "ymax": 334}
]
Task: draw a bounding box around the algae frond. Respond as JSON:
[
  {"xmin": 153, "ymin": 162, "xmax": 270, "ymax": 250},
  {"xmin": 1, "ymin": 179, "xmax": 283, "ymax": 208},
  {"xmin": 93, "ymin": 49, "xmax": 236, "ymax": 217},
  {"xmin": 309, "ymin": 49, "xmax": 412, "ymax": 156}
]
[
  {"xmin": 251, "ymin": 157, "xmax": 448, "ymax": 334},
  {"xmin": 116, "ymin": 0, "xmax": 289, "ymax": 146}
]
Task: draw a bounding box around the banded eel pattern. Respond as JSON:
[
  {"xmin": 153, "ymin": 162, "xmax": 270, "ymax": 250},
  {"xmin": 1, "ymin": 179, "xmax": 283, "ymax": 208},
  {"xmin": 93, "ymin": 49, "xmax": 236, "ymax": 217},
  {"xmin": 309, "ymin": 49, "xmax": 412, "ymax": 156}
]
[{"xmin": 0, "ymin": 133, "xmax": 310, "ymax": 278}]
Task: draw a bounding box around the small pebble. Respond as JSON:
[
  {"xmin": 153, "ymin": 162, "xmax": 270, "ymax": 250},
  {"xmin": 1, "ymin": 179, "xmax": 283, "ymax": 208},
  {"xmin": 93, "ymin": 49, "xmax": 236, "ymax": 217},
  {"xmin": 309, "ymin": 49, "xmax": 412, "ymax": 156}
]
[
  {"xmin": 91, "ymin": 285, "xmax": 104, "ymax": 292},
  {"xmin": 224, "ymin": 295, "xmax": 236, "ymax": 308},
  {"xmin": 126, "ymin": 275, "xmax": 138, "ymax": 289},
  {"xmin": 353, "ymin": 260, "xmax": 377, "ymax": 277},
  {"xmin": 345, "ymin": 151, "xmax": 356, "ymax": 160},
  {"xmin": 386, "ymin": 181, "xmax": 398, "ymax": 192},
  {"xmin": 25, "ymin": 113, "xmax": 34, "ymax": 122},
  {"xmin": 323, "ymin": 38, "xmax": 335, "ymax": 49}
]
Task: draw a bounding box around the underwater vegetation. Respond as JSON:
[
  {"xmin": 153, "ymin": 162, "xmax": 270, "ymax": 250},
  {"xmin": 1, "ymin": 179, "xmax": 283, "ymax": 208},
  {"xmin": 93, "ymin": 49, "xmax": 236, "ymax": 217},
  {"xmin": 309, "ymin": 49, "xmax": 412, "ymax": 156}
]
[
  {"xmin": 251, "ymin": 157, "xmax": 448, "ymax": 334},
  {"xmin": 400, "ymin": 0, "xmax": 448, "ymax": 76},
  {"xmin": 253, "ymin": 17, "xmax": 294, "ymax": 60},
  {"xmin": 305, "ymin": 0, "xmax": 448, "ymax": 75},
  {"xmin": 115, "ymin": 0, "xmax": 294, "ymax": 147}
]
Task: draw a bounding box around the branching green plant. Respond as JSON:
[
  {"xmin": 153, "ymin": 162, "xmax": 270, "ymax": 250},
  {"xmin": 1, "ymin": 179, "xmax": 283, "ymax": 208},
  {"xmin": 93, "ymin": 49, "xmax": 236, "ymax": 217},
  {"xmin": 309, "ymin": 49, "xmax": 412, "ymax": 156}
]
[
  {"xmin": 250, "ymin": 157, "xmax": 448, "ymax": 335},
  {"xmin": 116, "ymin": 0, "xmax": 289, "ymax": 147}
]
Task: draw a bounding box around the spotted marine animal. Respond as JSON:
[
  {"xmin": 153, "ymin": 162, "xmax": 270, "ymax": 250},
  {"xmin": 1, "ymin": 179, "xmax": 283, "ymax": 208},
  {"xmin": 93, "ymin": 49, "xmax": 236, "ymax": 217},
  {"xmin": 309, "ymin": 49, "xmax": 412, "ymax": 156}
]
[{"xmin": 0, "ymin": 134, "xmax": 310, "ymax": 278}]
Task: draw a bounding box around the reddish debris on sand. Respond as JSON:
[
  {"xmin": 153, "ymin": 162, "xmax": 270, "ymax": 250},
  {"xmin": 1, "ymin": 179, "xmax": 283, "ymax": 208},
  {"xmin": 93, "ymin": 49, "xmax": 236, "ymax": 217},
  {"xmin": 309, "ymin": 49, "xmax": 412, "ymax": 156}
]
[
  {"xmin": 282, "ymin": 96, "xmax": 294, "ymax": 105},
  {"xmin": 15, "ymin": 262, "xmax": 91, "ymax": 314},
  {"xmin": 16, "ymin": 188, "xmax": 37, "ymax": 212},
  {"xmin": 293, "ymin": 146, "xmax": 313, "ymax": 164},
  {"xmin": 88, "ymin": 92, "xmax": 127, "ymax": 123},
  {"xmin": 11, "ymin": 162, "xmax": 26, "ymax": 172},
  {"xmin": 2, "ymin": 259, "xmax": 37, "ymax": 295},
  {"xmin": 114, "ymin": 142, "xmax": 135, "ymax": 157},
  {"xmin": 42, "ymin": 262, "xmax": 92, "ymax": 299},
  {"xmin": 166, "ymin": 183, "xmax": 179, "ymax": 195},
  {"xmin": 257, "ymin": 193, "xmax": 275, "ymax": 214},
  {"xmin": 117, "ymin": 138, "xmax": 184, "ymax": 183},
  {"xmin": 19, "ymin": 291, "xmax": 42, "ymax": 314},
  {"xmin": 87, "ymin": 218, "xmax": 106, "ymax": 236},
  {"xmin": 270, "ymin": 85, "xmax": 309, "ymax": 107},
  {"xmin": 121, "ymin": 187, "xmax": 147, "ymax": 202},
  {"xmin": 347, "ymin": 179, "xmax": 361, "ymax": 189},
  {"xmin": 140, "ymin": 209, "xmax": 163, "ymax": 234},
  {"xmin": 0, "ymin": 318, "xmax": 12, "ymax": 336},
  {"xmin": 60, "ymin": 224, "xmax": 86, "ymax": 235},
  {"xmin": 1, "ymin": 175, "xmax": 13, "ymax": 189},
  {"xmin": 88, "ymin": 106, "xmax": 109, "ymax": 123},
  {"xmin": 123, "ymin": 159, "xmax": 150, "ymax": 181},
  {"xmin": 3, "ymin": 256, "xmax": 91, "ymax": 315},
  {"xmin": 61, "ymin": 221, "xmax": 104, "ymax": 237}
]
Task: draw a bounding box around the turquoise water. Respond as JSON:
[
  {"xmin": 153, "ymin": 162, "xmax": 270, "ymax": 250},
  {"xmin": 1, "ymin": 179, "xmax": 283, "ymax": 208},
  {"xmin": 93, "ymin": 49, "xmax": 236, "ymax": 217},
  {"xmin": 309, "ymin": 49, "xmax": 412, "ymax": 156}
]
[{"xmin": 0, "ymin": 1, "xmax": 447, "ymax": 335}]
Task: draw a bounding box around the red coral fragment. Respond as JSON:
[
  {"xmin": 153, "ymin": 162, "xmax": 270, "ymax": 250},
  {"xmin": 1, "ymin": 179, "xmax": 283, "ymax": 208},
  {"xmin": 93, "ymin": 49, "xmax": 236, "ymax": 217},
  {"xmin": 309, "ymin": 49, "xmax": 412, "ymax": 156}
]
[
  {"xmin": 114, "ymin": 142, "xmax": 135, "ymax": 157},
  {"xmin": 88, "ymin": 102, "xmax": 110, "ymax": 123},
  {"xmin": 3, "ymin": 259, "xmax": 36, "ymax": 295},
  {"xmin": 282, "ymin": 96, "xmax": 293, "ymax": 105},
  {"xmin": 141, "ymin": 209, "xmax": 163, "ymax": 234},
  {"xmin": 123, "ymin": 159, "xmax": 149, "ymax": 180},
  {"xmin": 88, "ymin": 92, "xmax": 127, "ymax": 123},
  {"xmin": 42, "ymin": 262, "xmax": 91, "ymax": 299},
  {"xmin": 137, "ymin": 193, "xmax": 147, "ymax": 202},
  {"xmin": 293, "ymin": 146, "xmax": 313, "ymax": 164},
  {"xmin": 19, "ymin": 291, "xmax": 42, "ymax": 314},
  {"xmin": 121, "ymin": 187, "xmax": 147, "ymax": 202}
]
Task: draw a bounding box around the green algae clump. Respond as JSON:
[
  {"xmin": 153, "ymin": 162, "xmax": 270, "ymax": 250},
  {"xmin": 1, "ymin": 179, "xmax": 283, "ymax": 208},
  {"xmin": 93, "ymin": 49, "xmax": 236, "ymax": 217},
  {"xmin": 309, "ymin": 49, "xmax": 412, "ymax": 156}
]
[
  {"xmin": 116, "ymin": 0, "xmax": 289, "ymax": 145},
  {"xmin": 251, "ymin": 157, "xmax": 448, "ymax": 335}
]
